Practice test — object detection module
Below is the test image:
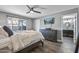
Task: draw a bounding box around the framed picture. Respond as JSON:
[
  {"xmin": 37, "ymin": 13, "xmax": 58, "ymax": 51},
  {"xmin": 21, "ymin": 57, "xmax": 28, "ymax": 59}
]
[{"xmin": 44, "ymin": 16, "xmax": 55, "ymax": 24}]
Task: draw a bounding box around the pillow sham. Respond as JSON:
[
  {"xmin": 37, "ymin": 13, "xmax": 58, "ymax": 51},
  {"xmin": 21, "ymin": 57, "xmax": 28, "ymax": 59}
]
[
  {"xmin": 3, "ymin": 26, "xmax": 13, "ymax": 37},
  {"xmin": 0, "ymin": 27, "xmax": 8, "ymax": 37}
]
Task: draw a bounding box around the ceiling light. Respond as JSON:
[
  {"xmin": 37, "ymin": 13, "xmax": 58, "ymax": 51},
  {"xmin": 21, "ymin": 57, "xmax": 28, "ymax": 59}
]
[{"xmin": 30, "ymin": 11, "xmax": 34, "ymax": 13}]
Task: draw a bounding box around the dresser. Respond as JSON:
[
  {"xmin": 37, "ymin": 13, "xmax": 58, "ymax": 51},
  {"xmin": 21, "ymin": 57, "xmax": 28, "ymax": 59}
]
[{"xmin": 40, "ymin": 28, "xmax": 57, "ymax": 42}]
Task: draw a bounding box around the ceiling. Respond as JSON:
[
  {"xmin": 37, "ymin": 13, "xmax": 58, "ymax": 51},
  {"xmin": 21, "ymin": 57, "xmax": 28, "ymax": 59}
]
[{"xmin": 0, "ymin": 5, "xmax": 79, "ymax": 18}]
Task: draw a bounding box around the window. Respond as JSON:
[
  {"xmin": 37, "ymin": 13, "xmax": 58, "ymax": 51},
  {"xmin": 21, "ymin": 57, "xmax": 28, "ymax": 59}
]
[
  {"xmin": 7, "ymin": 17, "xmax": 27, "ymax": 31},
  {"xmin": 18, "ymin": 20, "xmax": 27, "ymax": 30}
]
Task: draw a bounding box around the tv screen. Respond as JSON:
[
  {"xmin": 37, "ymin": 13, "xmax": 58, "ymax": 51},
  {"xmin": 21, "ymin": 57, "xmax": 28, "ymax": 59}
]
[{"xmin": 44, "ymin": 17, "xmax": 55, "ymax": 24}]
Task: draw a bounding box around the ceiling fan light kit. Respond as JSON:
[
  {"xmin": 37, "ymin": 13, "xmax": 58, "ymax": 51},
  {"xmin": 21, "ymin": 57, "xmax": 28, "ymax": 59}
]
[{"xmin": 30, "ymin": 11, "xmax": 34, "ymax": 13}]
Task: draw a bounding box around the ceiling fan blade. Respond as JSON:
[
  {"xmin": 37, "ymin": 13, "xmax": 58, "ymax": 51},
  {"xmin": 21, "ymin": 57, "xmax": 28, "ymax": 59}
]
[
  {"xmin": 26, "ymin": 11, "xmax": 30, "ymax": 14},
  {"xmin": 33, "ymin": 10, "xmax": 41, "ymax": 14},
  {"xmin": 26, "ymin": 5, "xmax": 31, "ymax": 9}
]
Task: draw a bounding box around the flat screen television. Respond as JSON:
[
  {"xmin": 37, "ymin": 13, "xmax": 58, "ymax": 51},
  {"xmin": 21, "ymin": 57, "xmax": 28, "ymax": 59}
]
[{"xmin": 44, "ymin": 17, "xmax": 55, "ymax": 24}]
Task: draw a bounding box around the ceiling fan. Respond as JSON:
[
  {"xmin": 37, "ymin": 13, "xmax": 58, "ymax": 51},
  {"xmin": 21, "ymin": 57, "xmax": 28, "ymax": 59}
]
[{"xmin": 26, "ymin": 5, "xmax": 46, "ymax": 14}]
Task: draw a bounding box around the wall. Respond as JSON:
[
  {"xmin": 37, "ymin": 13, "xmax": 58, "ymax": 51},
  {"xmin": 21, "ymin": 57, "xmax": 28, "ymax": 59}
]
[
  {"xmin": 77, "ymin": 8, "xmax": 79, "ymax": 32},
  {"xmin": 0, "ymin": 11, "xmax": 33, "ymax": 30},
  {"xmin": 40, "ymin": 14, "xmax": 61, "ymax": 30},
  {"xmin": 26, "ymin": 19, "xmax": 33, "ymax": 30},
  {"xmin": 77, "ymin": 8, "xmax": 79, "ymax": 40},
  {"xmin": 0, "ymin": 12, "xmax": 7, "ymax": 26},
  {"xmin": 32, "ymin": 19, "xmax": 40, "ymax": 31},
  {"xmin": 40, "ymin": 18, "xmax": 53, "ymax": 29}
]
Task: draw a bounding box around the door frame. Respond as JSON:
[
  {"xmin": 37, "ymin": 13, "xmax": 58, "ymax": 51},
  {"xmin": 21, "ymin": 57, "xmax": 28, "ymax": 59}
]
[{"xmin": 60, "ymin": 13, "xmax": 77, "ymax": 43}]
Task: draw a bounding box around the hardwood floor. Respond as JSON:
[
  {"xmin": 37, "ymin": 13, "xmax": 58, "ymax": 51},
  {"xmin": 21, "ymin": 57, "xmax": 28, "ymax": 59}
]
[{"xmin": 30, "ymin": 37, "xmax": 75, "ymax": 53}]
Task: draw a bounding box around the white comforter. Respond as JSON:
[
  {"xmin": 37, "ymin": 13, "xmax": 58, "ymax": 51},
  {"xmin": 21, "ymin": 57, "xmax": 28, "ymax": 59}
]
[{"xmin": 0, "ymin": 30, "xmax": 44, "ymax": 52}]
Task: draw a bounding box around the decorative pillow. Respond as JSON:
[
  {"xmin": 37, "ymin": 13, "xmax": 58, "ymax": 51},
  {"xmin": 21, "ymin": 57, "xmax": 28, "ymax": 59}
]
[
  {"xmin": 3, "ymin": 26, "xmax": 13, "ymax": 37},
  {"xmin": 0, "ymin": 27, "xmax": 8, "ymax": 37}
]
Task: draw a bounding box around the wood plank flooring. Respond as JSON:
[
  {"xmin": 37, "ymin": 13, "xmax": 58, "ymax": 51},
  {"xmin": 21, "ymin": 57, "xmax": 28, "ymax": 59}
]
[{"xmin": 30, "ymin": 37, "xmax": 75, "ymax": 53}]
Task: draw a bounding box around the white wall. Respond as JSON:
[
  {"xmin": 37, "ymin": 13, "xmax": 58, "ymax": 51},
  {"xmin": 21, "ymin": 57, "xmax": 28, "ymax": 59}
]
[
  {"xmin": 51, "ymin": 14, "xmax": 61, "ymax": 30},
  {"xmin": 0, "ymin": 13, "xmax": 7, "ymax": 26},
  {"xmin": 32, "ymin": 19, "xmax": 40, "ymax": 31},
  {"xmin": 26, "ymin": 19, "xmax": 33, "ymax": 30},
  {"xmin": 77, "ymin": 8, "xmax": 79, "ymax": 32},
  {"xmin": 77, "ymin": 8, "xmax": 79, "ymax": 39},
  {"xmin": 40, "ymin": 18, "xmax": 53, "ymax": 29}
]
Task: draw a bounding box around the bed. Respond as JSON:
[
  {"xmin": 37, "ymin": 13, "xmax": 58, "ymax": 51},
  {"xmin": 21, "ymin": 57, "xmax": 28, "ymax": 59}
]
[{"xmin": 0, "ymin": 27, "xmax": 45, "ymax": 53}]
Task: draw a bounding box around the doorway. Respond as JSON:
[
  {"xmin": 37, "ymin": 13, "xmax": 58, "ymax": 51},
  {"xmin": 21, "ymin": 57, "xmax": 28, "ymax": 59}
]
[{"xmin": 61, "ymin": 13, "xmax": 77, "ymax": 52}]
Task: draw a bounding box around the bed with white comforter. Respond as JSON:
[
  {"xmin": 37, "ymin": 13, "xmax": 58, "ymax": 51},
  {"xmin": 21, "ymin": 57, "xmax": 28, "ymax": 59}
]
[{"xmin": 0, "ymin": 30, "xmax": 44, "ymax": 53}]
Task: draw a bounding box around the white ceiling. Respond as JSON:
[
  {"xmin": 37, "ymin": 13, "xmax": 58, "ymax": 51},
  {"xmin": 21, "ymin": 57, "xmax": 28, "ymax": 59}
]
[{"xmin": 0, "ymin": 5, "xmax": 79, "ymax": 18}]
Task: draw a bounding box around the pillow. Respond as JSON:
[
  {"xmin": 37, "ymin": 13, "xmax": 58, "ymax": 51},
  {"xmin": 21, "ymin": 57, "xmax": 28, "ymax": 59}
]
[
  {"xmin": 3, "ymin": 26, "xmax": 13, "ymax": 37},
  {"xmin": 0, "ymin": 27, "xmax": 8, "ymax": 37}
]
